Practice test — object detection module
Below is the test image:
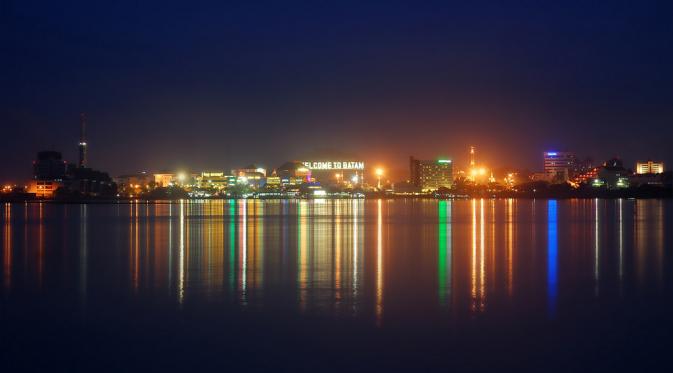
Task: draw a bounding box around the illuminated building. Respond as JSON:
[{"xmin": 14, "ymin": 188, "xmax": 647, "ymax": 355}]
[
  {"xmin": 572, "ymin": 167, "xmax": 600, "ymax": 185},
  {"xmin": 595, "ymin": 158, "xmax": 629, "ymax": 189},
  {"xmin": 265, "ymin": 176, "xmax": 281, "ymax": 187},
  {"xmin": 196, "ymin": 172, "xmax": 235, "ymax": 189},
  {"xmin": 233, "ymin": 165, "xmax": 266, "ymax": 188},
  {"xmin": 544, "ymin": 151, "xmax": 576, "ymax": 182},
  {"xmin": 636, "ymin": 160, "xmax": 664, "ymax": 174},
  {"xmin": 410, "ymin": 157, "xmax": 453, "ymax": 192},
  {"xmin": 30, "ymin": 151, "xmax": 67, "ymax": 198},
  {"xmin": 154, "ymin": 173, "xmax": 175, "ymax": 187},
  {"xmin": 234, "ymin": 164, "xmax": 267, "ymax": 177},
  {"xmin": 33, "ymin": 151, "xmax": 67, "ymax": 181},
  {"xmin": 27, "ymin": 180, "xmax": 61, "ymax": 198},
  {"xmin": 25, "ymin": 121, "xmax": 116, "ymax": 198},
  {"xmin": 116, "ymin": 172, "xmax": 153, "ymax": 196},
  {"xmin": 277, "ymin": 161, "xmax": 311, "ymax": 184}
]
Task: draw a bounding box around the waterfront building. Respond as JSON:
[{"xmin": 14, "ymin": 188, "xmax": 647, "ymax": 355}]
[
  {"xmin": 410, "ymin": 157, "xmax": 453, "ymax": 192},
  {"xmin": 544, "ymin": 151, "xmax": 576, "ymax": 182},
  {"xmin": 30, "ymin": 151, "xmax": 67, "ymax": 198},
  {"xmin": 65, "ymin": 166, "xmax": 116, "ymax": 196},
  {"xmin": 153, "ymin": 173, "xmax": 175, "ymax": 187},
  {"xmin": 636, "ymin": 160, "xmax": 664, "ymax": 174},
  {"xmin": 277, "ymin": 161, "xmax": 311, "ymax": 184},
  {"xmin": 33, "ymin": 151, "xmax": 67, "ymax": 180},
  {"xmin": 25, "ymin": 120, "xmax": 116, "ymax": 198},
  {"xmin": 265, "ymin": 176, "xmax": 281, "ymax": 188},
  {"xmin": 197, "ymin": 172, "xmax": 235, "ymax": 189},
  {"xmin": 233, "ymin": 165, "xmax": 266, "ymax": 188},
  {"xmin": 27, "ymin": 180, "xmax": 62, "ymax": 198},
  {"xmin": 116, "ymin": 172, "xmax": 153, "ymax": 195},
  {"xmin": 595, "ymin": 158, "xmax": 630, "ymax": 189},
  {"xmin": 572, "ymin": 167, "xmax": 600, "ymax": 185},
  {"xmin": 234, "ymin": 165, "xmax": 267, "ymax": 177}
]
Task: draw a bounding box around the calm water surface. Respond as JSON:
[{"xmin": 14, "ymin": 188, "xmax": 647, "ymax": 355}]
[{"xmin": 1, "ymin": 199, "xmax": 672, "ymax": 372}]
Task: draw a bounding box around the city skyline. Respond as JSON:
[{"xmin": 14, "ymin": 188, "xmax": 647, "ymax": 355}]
[
  {"xmin": 3, "ymin": 3, "xmax": 673, "ymax": 371},
  {"xmin": 2, "ymin": 1, "xmax": 672, "ymax": 181},
  {"xmin": 0, "ymin": 126, "xmax": 664, "ymax": 184}
]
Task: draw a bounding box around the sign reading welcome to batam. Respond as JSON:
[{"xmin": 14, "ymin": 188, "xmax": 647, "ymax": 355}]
[{"xmin": 302, "ymin": 161, "xmax": 365, "ymax": 170}]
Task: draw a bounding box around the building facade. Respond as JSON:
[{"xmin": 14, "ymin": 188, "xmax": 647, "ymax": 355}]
[
  {"xmin": 636, "ymin": 160, "xmax": 664, "ymax": 174},
  {"xmin": 197, "ymin": 172, "xmax": 235, "ymax": 189},
  {"xmin": 410, "ymin": 157, "xmax": 453, "ymax": 192},
  {"xmin": 153, "ymin": 173, "xmax": 175, "ymax": 187},
  {"xmin": 27, "ymin": 180, "xmax": 62, "ymax": 198},
  {"xmin": 543, "ymin": 151, "xmax": 576, "ymax": 182},
  {"xmin": 33, "ymin": 151, "xmax": 67, "ymax": 181},
  {"xmin": 595, "ymin": 158, "xmax": 630, "ymax": 189}
]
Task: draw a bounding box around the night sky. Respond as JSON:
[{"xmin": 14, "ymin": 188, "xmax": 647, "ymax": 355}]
[{"xmin": 2, "ymin": 0, "xmax": 672, "ymax": 182}]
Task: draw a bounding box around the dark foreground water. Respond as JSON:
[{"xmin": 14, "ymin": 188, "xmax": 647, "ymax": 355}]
[{"xmin": 1, "ymin": 199, "xmax": 672, "ymax": 372}]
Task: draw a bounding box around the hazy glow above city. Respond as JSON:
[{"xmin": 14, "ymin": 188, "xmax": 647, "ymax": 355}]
[{"xmin": 1, "ymin": 1, "xmax": 672, "ymax": 183}]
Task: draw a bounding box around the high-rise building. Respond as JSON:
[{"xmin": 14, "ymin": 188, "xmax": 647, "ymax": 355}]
[
  {"xmin": 544, "ymin": 151, "xmax": 576, "ymax": 182},
  {"xmin": 410, "ymin": 157, "xmax": 453, "ymax": 192},
  {"xmin": 636, "ymin": 160, "xmax": 664, "ymax": 174},
  {"xmin": 33, "ymin": 151, "xmax": 67, "ymax": 180}
]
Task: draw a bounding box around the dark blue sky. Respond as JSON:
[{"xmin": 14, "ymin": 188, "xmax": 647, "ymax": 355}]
[{"xmin": 2, "ymin": 0, "xmax": 672, "ymax": 181}]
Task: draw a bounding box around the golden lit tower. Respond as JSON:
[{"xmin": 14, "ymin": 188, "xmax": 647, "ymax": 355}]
[
  {"xmin": 469, "ymin": 146, "xmax": 475, "ymax": 168},
  {"xmin": 78, "ymin": 113, "xmax": 87, "ymax": 168}
]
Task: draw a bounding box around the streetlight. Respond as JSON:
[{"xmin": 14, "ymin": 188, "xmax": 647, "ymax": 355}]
[{"xmin": 177, "ymin": 172, "xmax": 187, "ymax": 185}]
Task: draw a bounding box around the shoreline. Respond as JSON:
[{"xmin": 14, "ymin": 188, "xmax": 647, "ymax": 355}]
[{"xmin": 1, "ymin": 193, "xmax": 672, "ymax": 204}]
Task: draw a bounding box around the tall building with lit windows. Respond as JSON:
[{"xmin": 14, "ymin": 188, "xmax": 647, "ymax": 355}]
[
  {"xmin": 410, "ymin": 157, "xmax": 453, "ymax": 191},
  {"xmin": 543, "ymin": 151, "xmax": 576, "ymax": 182},
  {"xmin": 636, "ymin": 160, "xmax": 664, "ymax": 174}
]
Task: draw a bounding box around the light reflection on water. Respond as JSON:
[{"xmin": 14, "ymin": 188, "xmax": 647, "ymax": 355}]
[{"xmin": 0, "ymin": 199, "xmax": 671, "ymax": 324}]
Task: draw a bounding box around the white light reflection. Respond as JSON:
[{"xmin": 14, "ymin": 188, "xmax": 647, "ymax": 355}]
[{"xmin": 376, "ymin": 199, "xmax": 383, "ymax": 326}]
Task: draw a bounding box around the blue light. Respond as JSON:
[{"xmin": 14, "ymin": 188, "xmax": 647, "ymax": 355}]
[
  {"xmin": 547, "ymin": 200, "xmax": 558, "ymax": 319},
  {"xmin": 546, "ymin": 152, "xmax": 558, "ymax": 156}
]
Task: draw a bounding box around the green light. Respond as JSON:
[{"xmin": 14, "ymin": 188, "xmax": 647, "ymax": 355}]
[
  {"xmin": 438, "ymin": 200, "xmax": 451, "ymax": 307},
  {"xmin": 437, "ymin": 159, "xmax": 452, "ymax": 164}
]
